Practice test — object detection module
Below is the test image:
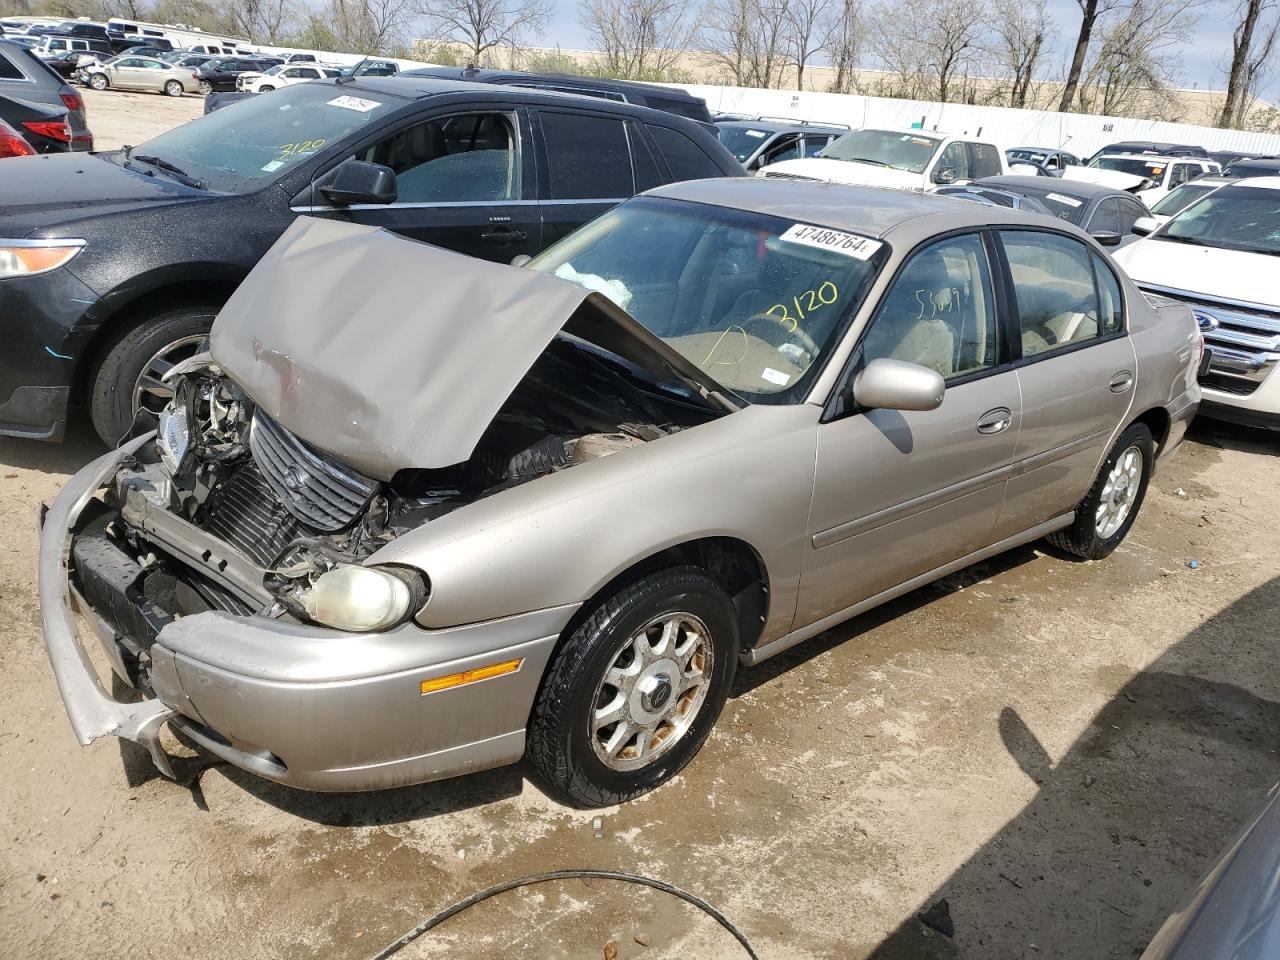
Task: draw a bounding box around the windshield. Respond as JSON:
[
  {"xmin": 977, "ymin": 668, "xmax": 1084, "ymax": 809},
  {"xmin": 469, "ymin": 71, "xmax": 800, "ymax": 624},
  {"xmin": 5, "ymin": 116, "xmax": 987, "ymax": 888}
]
[
  {"xmin": 264, "ymin": 64, "xmax": 284, "ymax": 76},
  {"xmin": 821, "ymin": 129, "xmax": 942, "ymax": 174},
  {"xmin": 1008, "ymin": 149, "xmax": 1047, "ymax": 164},
  {"xmin": 1159, "ymin": 184, "xmax": 1280, "ymax": 254},
  {"xmin": 126, "ymin": 82, "xmax": 404, "ymax": 191},
  {"xmin": 717, "ymin": 126, "xmax": 772, "ymax": 162},
  {"xmin": 1150, "ymin": 181, "xmax": 1218, "ymax": 216},
  {"xmin": 527, "ymin": 197, "xmax": 887, "ymax": 402},
  {"xmin": 1092, "ymin": 156, "xmax": 1167, "ymax": 179}
]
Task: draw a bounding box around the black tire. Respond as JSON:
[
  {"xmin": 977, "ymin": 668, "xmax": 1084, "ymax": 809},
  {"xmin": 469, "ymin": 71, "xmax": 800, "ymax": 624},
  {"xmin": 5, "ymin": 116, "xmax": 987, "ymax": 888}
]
[
  {"xmin": 164, "ymin": 80, "xmax": 183, "ymax": 97},
  {"xmin": 527, "ymin": 567, "xmax": 739, "ymax": 807},
  {"xmin": 88, "ymin": 73, "xmax": 108, "ymax": 91},
  {"xmin": 1048, "ymin": 422, "xmax": 1154, "ymax": 560},
  {"xmin": 89, "ymin": 306, "xmax": 217, "ymax": 445},
  {"xmin": 258, "ymin": 84, "xmax": 275, "ymax": 92}
]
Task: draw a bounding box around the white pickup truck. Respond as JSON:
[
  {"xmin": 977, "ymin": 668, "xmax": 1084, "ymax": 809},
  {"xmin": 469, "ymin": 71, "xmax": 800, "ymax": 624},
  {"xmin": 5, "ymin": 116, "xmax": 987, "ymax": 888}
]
[
  {"xmin": 1114, "ymin": 176, "xmax": 1280, "ymax": 430},
  {"xmin": 759, "ymin": 128, "xmax": 1008, "ymax": 191}
]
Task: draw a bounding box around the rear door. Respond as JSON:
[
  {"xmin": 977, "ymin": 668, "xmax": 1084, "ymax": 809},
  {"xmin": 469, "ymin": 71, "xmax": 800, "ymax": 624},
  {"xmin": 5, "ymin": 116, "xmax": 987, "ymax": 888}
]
[
  {"xmin": 992, "ymin": 229, "xmax": 1135, "ymax": 539},
  {"xmin": 333, "ymin": 106, "xmax": 541, "ymax": 262},
  {"xmin": 534, "ymin": 107, "xmax": 637, "ymax": 248}
]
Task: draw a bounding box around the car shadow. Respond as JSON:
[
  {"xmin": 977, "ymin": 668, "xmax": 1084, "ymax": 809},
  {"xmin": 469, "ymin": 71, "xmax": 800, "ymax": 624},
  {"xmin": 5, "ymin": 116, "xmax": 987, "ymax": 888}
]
[
  {"xmin": 1187, "ymin": 417, "xmax": 1278, "ymax": 458},
  {"xmin": 863, "ymin": 575, "xmax": 1280, "ymax": 959},
  {"xmin": 0, "ymin": 417, "xmax": 104, "ymax": 474},
  {"xmin": 732, "ymin": 545, "xmax": 1042, "ymax": 698}
]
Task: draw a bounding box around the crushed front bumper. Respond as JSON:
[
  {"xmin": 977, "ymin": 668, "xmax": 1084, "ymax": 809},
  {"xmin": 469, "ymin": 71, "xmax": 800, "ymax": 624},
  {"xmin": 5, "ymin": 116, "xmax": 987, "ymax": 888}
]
[{"xmin": 39, "ymin": 439, "xmax": 578, "ymax": 791}]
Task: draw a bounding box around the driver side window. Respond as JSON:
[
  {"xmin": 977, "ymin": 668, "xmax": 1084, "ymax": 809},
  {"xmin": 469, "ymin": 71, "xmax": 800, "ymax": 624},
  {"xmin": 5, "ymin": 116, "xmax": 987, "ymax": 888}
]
[
  {"xmin": 357, "ymin": 112, "xmax": 521, "ymax": 203},
  {"xmin": 934, "ymin": 142, "xmax": 971, "ymax": 182},
  {"xmin": 861, "ymin": 233, "xmax": 997, "ymax": 379}
]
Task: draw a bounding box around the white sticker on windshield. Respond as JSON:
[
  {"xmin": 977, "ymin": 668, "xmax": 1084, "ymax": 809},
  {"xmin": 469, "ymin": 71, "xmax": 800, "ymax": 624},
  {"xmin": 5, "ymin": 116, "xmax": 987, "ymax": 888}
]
[
  {"xmin": 1046, "ymin": 192, "xmax": 1083, "ymax": 208},
  {"xmin": 761, "ymin": 367, "xmax": 791, "ymax": 386},
  {"xmin": 327, "ymin": 95, "xmax": 381, "ymax": 112},
  {"xmin": 261, "ymin": 159, "xmax": 285, "ymax": 172},
  {"xmin": 780, "ymin": 223, "xmax": 883, "ymax": 260},
  {"xmin": 745, "ymin": 129, "xmax": 767, "ymax": 138}
]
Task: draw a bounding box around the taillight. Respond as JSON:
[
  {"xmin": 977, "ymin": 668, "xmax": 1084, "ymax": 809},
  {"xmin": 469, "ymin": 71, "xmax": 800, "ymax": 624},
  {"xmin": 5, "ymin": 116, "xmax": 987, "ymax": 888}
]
[
  {"xmin": 0, "ymin": 130, "xmax": 36, "ymax": 158},
  {"xmin": 59, "ymin": 92, "xmax": 84, "ymax": 113},
  {"xmin": 23, "ymin": 121, "xmax": 71, "ymax": 143}
]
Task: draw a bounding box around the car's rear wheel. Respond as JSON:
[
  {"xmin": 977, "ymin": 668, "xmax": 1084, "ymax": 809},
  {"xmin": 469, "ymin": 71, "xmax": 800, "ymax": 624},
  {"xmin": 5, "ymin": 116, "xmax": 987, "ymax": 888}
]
[
  {"xmin": 1048, "ymin": 422, "xmax": 1154, "ymax": 560},
  {"xmin": 89, "ymin": 307, "xmax": 217, "ymax": 445},
  {"xmin": 163, "ymin": 80, "xmax": 183, "ymax": 97},
  {"xmin": 88, "ymin": 73, "xmax": 108, "ymax": 91},
  {"xmin": 527, "ymin": 567, "xmax": 739, "ymax": 807}
]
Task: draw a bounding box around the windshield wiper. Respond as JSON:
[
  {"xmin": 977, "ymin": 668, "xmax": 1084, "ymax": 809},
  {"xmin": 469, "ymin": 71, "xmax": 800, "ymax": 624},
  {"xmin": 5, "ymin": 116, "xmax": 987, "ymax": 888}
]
[
  {"xmin": 130, "ymin": 154, "xmax": 206, "ymax": 190},
  {"xmin": 837, "ymin": 156, "xmax": 892, "ymax": 168},
  {"xmin": 1157, "ymin": 234, "xmax": 1210, "ymax": 247}
]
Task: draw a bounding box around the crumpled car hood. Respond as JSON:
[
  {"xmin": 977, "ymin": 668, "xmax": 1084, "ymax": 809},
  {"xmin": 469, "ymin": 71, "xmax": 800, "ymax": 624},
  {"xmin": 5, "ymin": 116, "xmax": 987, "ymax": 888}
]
[
  {"xmin": 210, "ymin": 217, "xmax": 737, "ymax": 481},
  {"xmin": 1060, "ymin": 167, "xmax": 1147, "ymax": 192}
]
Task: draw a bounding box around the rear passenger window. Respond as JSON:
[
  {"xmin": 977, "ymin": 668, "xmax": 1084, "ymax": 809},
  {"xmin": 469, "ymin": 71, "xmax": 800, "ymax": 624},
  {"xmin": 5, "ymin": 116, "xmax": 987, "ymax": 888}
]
[
  {"xmin": 541, "ymin": 112, "xmax": 633, "ymax": 199},
  {"xmin": 968, "ymin": 142, "xmax": 1003, "ymax": 179},
  {"xmin": 1000, "ymin": 231, "xmax": 1120, "ymax": 358},
  {"xmin": 647, "ymin": 125, "xmax": 722, "ymax": 181}
]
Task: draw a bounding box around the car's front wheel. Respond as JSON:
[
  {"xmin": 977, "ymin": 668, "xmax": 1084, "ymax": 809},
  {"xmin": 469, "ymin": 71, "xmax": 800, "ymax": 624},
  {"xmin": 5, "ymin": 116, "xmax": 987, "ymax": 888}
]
[
  {"xmin": 527, "ymin": 567, "xmax": 739, "ymax": 807},
  {"xmin": 163, "ymin": 80, "xmax": 183, "ymax": 97},
  {"xmin": 88, "ymin": 73, "xmax": 108, "ymax": 91},
  {"xmin": 1048, "ymin": 422, "xmax": 1154, "ymax": 560},
  {"xmin": 199, "ymin": 80, "xmax": 212, "ymax": 95},
  {"xmin": 89, "ymin": 306, "xmax": 218, "ymax": 445},
  {"xmin": 258, "ymin": 84, "xmax": 275, "ymax": 92}
]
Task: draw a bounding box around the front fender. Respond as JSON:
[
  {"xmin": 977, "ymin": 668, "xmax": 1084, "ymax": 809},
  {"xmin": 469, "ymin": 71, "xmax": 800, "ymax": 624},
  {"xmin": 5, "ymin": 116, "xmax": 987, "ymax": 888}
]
[{"xmin": 369, "ymin": 404, "xmax": 821, "ymax": 647}]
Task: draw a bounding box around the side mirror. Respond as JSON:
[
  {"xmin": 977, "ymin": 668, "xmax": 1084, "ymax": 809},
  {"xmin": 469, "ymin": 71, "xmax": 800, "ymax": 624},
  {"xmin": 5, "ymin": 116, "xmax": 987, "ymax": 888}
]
[
  {"xmin": 853, "ymin": 357, "xmax": 946, "ymax": 412},
  {"xmin": 1090, "ymin": 230, "xmax": 1122, "ymax": 247},
  {"xmin": 509, "ymin": 254, "xmax": 531, "ymax": 268},
  {"xmin": 1131, "ymin": 216, "xmax": 1158, "ymax": 237},
  {"xmin": 933, "ymin": 167, "xmax": 957, "ymax": 185},
  {"xmin": 318, "ymin": 159, "xmax": 397, "ymax": 206}
]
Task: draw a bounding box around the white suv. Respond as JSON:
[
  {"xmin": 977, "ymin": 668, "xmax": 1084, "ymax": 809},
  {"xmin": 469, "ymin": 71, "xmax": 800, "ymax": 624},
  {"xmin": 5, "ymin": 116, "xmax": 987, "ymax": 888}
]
[
  {"xmin": 759, "ymin": 128, "xmax": 1008, "ymax": 191},
  {"xmin": 236, "ymin": 63, "xmax": 340, "ymax": 92},
  {"xmin": 1115, "ymin": 177, "xmax": 1280, "ymax": 430}
]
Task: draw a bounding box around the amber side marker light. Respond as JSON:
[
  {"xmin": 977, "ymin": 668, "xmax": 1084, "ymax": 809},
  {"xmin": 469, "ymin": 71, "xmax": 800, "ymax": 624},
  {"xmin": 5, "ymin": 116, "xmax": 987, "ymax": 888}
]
[{"xmin": 420, "ymin": 658, "xmax": 523, "ymax": 695}]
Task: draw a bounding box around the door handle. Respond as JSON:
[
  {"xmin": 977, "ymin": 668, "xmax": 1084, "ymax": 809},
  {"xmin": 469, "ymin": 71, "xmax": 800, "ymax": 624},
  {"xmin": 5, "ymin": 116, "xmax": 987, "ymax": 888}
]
[
  {"xmin": 480, "ymin": 227, "xmax": 527, "ymax": 245},
  {"xmin": 1109, "ymin": 371, "xmax": 1134, "ymax": 393},
  {"xmin": 977, "ymin": 407, "xmax": 1013, "ymax": 435}
]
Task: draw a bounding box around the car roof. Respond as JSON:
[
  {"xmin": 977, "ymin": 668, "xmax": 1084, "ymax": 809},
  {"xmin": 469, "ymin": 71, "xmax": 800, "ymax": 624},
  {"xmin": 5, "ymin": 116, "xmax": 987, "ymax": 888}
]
[
  {"xmin": 716, "ymin": 118, "xmax": 847, "ymax": 134},
  {"xmin": 974, "ymin": 174, "xmax": 1119, "ymax": 199},
  {"xmin": 1009, "ymin": 146, "xmax": 1070, "ymax": 152},
  {"xmin": 647, "ymin": 177, "xmax": 1056, "ymax": 242},
  {"xmin": 1231, "ymin": 176, "xmax": 1280, "ymax": 189},
  {"xmin": 403, "ymin": 66, "xmax": 699, "ymax": 99},
  {"xmin": 1227, "ymin": 158, "xmax": 1280, "ymax": 168},
  {"xmin": 1093, "ymin": 153, "xmax": 1191, "ymax": 162}
]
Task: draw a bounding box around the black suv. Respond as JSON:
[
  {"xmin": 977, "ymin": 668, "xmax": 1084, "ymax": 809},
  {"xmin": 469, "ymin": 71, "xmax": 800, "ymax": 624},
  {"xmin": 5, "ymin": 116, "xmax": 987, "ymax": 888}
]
[
  {"xmin": 0, "ymin": 76, "xmax": 743, "ymax": 444},
  {"xmin": 407, "ymin": 67, "xmax": 713, "ymax": 124},
  {"xmin": 195, "ymin": 57, "xmax": 276, "ymax": 93}
]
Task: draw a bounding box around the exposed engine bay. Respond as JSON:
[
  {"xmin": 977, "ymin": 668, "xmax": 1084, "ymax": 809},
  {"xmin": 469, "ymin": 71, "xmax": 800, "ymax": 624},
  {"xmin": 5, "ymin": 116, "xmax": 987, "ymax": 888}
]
[{"xmin": 85, "ymin": 334, "xmax": 719, "ymax": 650}]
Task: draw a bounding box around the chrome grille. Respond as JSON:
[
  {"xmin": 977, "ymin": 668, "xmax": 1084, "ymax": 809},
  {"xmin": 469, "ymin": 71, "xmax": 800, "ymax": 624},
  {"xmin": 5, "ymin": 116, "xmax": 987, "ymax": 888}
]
[
  {"xmin": 202, "ymin": 461, "xmax": 300, "ymax": 566},
  {"xmin": 249, "ymin": 411, "xmax": 379, "ymax": 532},
  {"xmin": 1139, "ymin": 283, "xmax": 1280, "ymax": 394}
]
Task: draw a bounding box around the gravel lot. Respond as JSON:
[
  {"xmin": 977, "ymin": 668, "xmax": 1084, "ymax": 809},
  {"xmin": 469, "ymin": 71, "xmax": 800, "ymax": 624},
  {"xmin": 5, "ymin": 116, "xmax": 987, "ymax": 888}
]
[
  {"xmin": 4, "ymin": 89, "xmax": 1280, "ymax": 960},
  {"xmin": 81, "ymin": 85, "xmax": 204, "ymax": 151}
]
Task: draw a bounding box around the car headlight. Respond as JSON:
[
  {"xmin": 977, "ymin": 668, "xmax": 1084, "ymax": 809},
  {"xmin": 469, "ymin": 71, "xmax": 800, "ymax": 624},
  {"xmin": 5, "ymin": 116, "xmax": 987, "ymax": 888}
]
[
  {"xmin": 157, "ymin": 398, "xmax": 192, "ymax": 473},
  {"xmin": 298, "ymin": 565, "xmax": 419, "ymax": 632},
  {"xmin": 0, "ymin": 240, "xmax": 85, "ymax": 279}
]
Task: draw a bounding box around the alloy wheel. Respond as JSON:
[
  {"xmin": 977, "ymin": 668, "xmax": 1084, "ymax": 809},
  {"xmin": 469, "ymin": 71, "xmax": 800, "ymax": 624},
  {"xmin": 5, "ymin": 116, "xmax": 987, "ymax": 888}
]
[
  {"xmin": 1095, "ymin": 445, "xmax": 1143, "ymax": 538},
  {"xmin": 131, "ymin": 334, "xmax": 207, "ymax": 419}
]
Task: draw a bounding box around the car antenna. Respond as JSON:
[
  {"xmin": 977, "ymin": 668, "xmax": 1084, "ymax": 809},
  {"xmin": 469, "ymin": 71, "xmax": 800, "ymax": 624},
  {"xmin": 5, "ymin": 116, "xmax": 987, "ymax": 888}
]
[{"xmin": 336, "ymin": 54, "xmax": 369, "ymax": 84}]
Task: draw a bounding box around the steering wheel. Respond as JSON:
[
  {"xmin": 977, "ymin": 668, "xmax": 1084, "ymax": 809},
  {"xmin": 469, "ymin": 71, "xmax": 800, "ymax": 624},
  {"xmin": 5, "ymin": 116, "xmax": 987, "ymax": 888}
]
[{"xmin": 744, "ymin": 310, "xmax": 821, "ymax": 361}]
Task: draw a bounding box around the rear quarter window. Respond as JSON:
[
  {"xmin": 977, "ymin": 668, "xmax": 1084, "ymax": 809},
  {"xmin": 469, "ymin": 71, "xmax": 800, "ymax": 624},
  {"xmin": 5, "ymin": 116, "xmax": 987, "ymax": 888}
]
[
  {"xmin": 541, "ymin": 111, "xmax": 634, "ymax": 199},
  {"xmin": 969, "ymin": 142, "xmax": 1003, "ymax": 178},
  {"xmin": 647, "ymin": 125, "xmax": 723, "ymax": 181},
  {"xmin": 0, "ymin": 50, "xmax": 24, "ymax": 80}
]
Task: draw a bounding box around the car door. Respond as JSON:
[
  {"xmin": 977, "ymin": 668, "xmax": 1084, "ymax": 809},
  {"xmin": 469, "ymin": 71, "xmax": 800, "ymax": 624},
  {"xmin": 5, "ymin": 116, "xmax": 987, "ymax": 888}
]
[
  {"xmin": 796, "ymin": 231, "xmax": 1022, "ymax": 626},
  {"xmin": 111, "ymin": 56, "xmax": 147, "ymax": 88},
  {"xmin": 334, "ymin": 107, "xmax": 541, "ymax": 262},
  {"xmin": 534, "ymin": 107, "xmax": 637, "ymax": 248},
  {"xmin": 992, "ymin": 229, "xmax": 1136, "ymax": 540}
]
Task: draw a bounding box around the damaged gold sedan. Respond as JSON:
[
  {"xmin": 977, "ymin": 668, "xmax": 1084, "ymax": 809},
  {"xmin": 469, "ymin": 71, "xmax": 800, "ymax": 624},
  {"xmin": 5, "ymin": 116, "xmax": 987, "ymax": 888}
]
[{"xmin": 39, "ymin": 180, "xmax": 1201, "ymax": 806}]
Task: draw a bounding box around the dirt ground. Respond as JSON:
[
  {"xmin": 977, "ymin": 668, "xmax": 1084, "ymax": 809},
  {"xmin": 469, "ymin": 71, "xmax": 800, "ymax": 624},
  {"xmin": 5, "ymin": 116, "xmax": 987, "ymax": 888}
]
[
  {"xmin": 1, "ymin": 411, "xmax": 1278, "ymax": 960},
  {"xmin": 80, "ymin": 85, "xmax": 204, "ymax": 151}
]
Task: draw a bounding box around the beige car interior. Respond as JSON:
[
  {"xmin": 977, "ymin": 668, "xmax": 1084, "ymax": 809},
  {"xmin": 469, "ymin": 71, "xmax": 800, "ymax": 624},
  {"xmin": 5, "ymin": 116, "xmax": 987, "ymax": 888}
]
[{"xmin": 1003, "ymin": 235, "xmax": 1108, "ymax": 357}]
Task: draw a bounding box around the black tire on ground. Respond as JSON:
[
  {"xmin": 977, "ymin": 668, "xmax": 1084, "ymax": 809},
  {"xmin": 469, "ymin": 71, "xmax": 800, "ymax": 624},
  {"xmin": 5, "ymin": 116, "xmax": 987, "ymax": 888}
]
[
  {"xmin": 89, "ymin": 306, "xmax": 218, "ymax": 446},
  {"xmin": 258, "ymin": 84, "xmax": 275, "ymax": 91},
  {"xmin": 1048, "ymin": 422, "xmax": 1154, "ymax": 561},
  {"xmin": 88, "ymin": 73, "xmax": 107, "ymax": 90},
  {"xmin": 164, "ymin": 80, "xmax": 183, "ymax": 97},
  {"xmin": 526, "ymin": 567, "xmax": 739, "ymax": 808}
]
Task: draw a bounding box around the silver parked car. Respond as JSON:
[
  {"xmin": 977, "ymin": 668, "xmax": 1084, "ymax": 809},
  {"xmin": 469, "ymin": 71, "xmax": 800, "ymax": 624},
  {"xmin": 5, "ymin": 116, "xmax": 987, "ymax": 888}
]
[
  {"xmin": 79, "ymin": 54, "xmax": 200, "ymax": 97},
  {"xmin": 39, "ymin": 181, "xmax": 1202, "ymax": 806}
]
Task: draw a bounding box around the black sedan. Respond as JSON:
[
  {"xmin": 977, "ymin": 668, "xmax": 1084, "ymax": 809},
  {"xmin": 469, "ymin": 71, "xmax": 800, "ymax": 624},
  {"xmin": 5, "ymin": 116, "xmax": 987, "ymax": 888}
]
[
  {"xmin": 0, "ymin": 76, "xmax": 743, "ymax": 444},
  {"xmin": 963, "ymin": 175, "xmax": 1152, "ymax": 238},
  {"xmin": 194, "ymin": 57, "xmax": 275, "ymax": 93}
]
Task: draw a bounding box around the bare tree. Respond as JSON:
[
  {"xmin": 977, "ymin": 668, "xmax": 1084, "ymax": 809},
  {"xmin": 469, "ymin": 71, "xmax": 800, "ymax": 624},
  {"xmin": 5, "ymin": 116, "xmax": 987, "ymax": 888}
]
[
  {"xmin": 994, "ymin": 0, "xmax": 1049, "ymax": 108},
  {"xmin": 418, "ymin": 0, "xmax": 553, "ymax": 64},
  {"xmin": 327, "ymin": 0, "xmax": 409, "ymax": 52},
  {"xmin": 870, "ymin": 0, "xmax": 984, "ymax": 102},
  {"xmin": 1076, "ymin": 0, "xmax": 1197, "ymax": 118},
  {"xmin": 825, "ymin": 0, "xmax": 864, "ymax": 92},
  {"xmin": 1058, "ymin": 0, "xmax": 1129, "ymax": 111},
  {"xmin": 699, "ymin": 0, "xmax": 792, "ymax": 88},
  {"xmin": 1218, "ymin": 0, "xmax": 1280, "ymax": 128},
  {"xmin": 579, "ymin": 0, "xmax": 694, "ymax": 79},
  {"xmin": 783, "ymin": 0, "xmax": 830, "ymax": 90}
]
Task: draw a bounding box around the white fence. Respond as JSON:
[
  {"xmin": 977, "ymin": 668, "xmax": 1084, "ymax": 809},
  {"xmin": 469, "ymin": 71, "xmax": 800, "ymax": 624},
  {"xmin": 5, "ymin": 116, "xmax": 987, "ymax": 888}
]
[{"xmin": 682, "ymin": 84, "xmax": 1280, "ymax": 158}]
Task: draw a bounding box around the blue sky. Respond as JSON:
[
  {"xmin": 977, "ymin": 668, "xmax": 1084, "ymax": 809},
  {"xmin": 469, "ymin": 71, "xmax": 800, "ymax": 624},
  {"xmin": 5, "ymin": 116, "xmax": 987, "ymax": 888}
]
[{"xmin": 532, "ymin": 0, "xmax": 1278, "ymax": 103}]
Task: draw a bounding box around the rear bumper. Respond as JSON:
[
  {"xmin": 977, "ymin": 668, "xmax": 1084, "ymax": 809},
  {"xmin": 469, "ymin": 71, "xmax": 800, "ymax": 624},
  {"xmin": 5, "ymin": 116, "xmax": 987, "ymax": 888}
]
[
  {"xmin": 1155, "ymin": 380, "xmax": 1201, "ymax": 472},
  {"xmin": 39, "ymin": 441, "xmax": 578, "ymax": 792}
]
